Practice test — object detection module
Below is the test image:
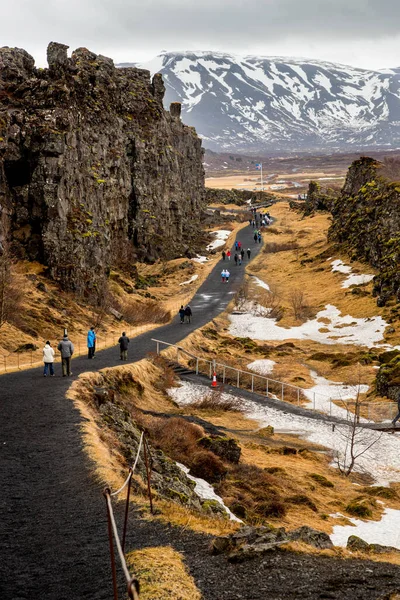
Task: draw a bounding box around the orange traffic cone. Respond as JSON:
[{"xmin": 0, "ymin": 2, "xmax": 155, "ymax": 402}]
[{"xmin": 211, "ymin": 371, "xmax": 218, "ymax": 387}]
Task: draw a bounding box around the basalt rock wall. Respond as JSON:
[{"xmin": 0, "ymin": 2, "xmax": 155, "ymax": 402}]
[
  {"xmin": 329, "ymin": 157, "xmax": 400, "ymax": 305},
  {"xmin": 0, "ymin": 42, "xmax": 205, "ymax": 293}
]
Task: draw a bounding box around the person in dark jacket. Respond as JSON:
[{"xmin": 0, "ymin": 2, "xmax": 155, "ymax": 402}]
[
  {"xmin": 392, "ymin": 398, "xmax": 400, "ymax": 426},
  {"xmin": 179, "ymin": 305, "xmax": 185, "ymax": 324},
  {"xmin": 234, "ymin": 253, "xmax": 238, "ymax": 265},
  {"xmin": 253, "ymin": 232, "xmax": 258, "ymax": 243},
  {"xmin": 87, "ymin": 327, "xmax": 96, "ymax": 359},
  {"xmin": 241, "ymin": 249, "xmax": 245, "ymax": 260},
  {"xmin": 222, "ymin": 250, "xmax": 226, "ymax": 261},
  {"xmin": 247, "ymin": 248, "xmax": 251, "ymax": 259},
  {"xmin": 184, "ymin": 305, "xmax": 192, "ymax": 323},
  {"xmin": 57, "ymin": 335, "xmax": 74, "ymax": 377},
  {"xmin": 118, "ymin": 332, "xmax": 130, "ymax": 360}
]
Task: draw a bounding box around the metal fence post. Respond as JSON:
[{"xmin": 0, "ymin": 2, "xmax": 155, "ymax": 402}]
[
  {"xmin": 313, "ymin": 392, "xmax": 316, "ymax": 410},
  {"xmin": 281, "ymin": 383, "xmax": 284, "ymax": 402},
  {"xmin": 266, "ymin": 379, "xmax": 269, "ymax": 397},
  {"xmin": 196, "ymin": 358, "xmax": 199, "ymax": 374},
  {"xmin": 209, "ymin": 362, "xmax": 212, "ymax": 379},
  {"xmin": 251, "ymin": 375, "xmax": 254, "ymax": 392},
  {"xmin": 237, "ymin": 370, "xmax": 240, "ymax": 388},
  {"xmin": 297, "ymin": 388, "xmax": 300, "ymax": 406},
  {"xmin": 157, "ymin": 341, "xmax": 160, "ymax": 355},
  {"xmin": 329, "ymin": 398, "xmax": 332, "ymax": 416},
  {"xmin": 223, "ymin": 366, "xmax": 226, "ymax": 384}
]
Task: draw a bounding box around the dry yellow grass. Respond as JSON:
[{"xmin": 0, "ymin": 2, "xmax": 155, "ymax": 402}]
[{"xmin": 127, "ymin": 546, "xmax": 201, "ymax": 600}]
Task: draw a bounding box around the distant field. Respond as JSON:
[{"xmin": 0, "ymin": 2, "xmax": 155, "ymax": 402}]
[{"xmin": 204, "ymin": 148, "xmax": 400, "ymax": 196}]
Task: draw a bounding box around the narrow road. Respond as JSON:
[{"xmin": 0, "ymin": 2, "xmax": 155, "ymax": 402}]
[{"xmin": 0, "ymin": 222, "xmax": 263, "ymax": 600}]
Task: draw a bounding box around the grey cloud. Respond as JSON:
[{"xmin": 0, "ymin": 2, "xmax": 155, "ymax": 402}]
[{"xmin": 1, "ymin": 0, "xmax": 399, "ymax": 65}]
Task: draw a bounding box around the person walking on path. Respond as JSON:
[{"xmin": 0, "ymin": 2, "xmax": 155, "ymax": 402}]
[
  {"xmin": 392, "ymin": 398, "xmax": 400, "ymax": 426},
  {"xmin": 247, "ymin": 248, "xmax": 251, "ymax": 259},
  {"xmin": 222, "ymin": 250, "xmax": 226, "ymax": 261},
  {"xmin": 184, "ymin": 305, "xmax": 192, "ymax": 324},
  {"xmin": 118, "ymin": 332, "xmax": 130, "ymax": 360},
  {"xmin": 58, "ymin": 334, "xmax": 74, "ymax": 377},
  {"xmin": 179, "ymin": 305, "xmax": 185, "ymax": 324},
  {"xmin": 238, "ymin": 241, "xmax": 242, "ymax": 252},
  {"xmin": 221, "ymin": 268, "xmax": 226, "ymax": 283},
  {"xmin": 226, "ymin": 250, "xmax": 231, "ymax": 261},
  {"xmin": 258, "ymin": 232, "xmax": 262, "ymax": 244},
  {"xmin": 238, "ymin": 254, "xmax": 242, "ymax": 265},
  {"xmin": 43, "ymin": 341, "xmax": 55, "ymax": 377},
  {"xmin": 235, "ymin": 241, "xmax": 239, "ymax": 251},
  {"xmin": 87, "ymin": 327, "xmax": 96, "ymax": 359},
  {"xmin": 234, "ymin": 253, "xmax": 238, "ymax": 265},
  {"xmin": 225, "ymin": 269, "xmax": 230, "ymax": 283},
  {"xmin": 241, "ymin": 248, "xmax": 245, "ymax": 260},
  {"xmin": 253, "ymin": 232, "xmax": 258, "ymax": 243}
]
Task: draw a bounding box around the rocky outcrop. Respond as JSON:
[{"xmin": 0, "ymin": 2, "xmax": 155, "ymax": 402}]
[
  {"xmin": 376, "ymin": 351, "xmax": 400, "ymax": 401},
  {"xmin": 0, "ymin": 42, "xmax": 205, "ymax": 293},
  {"xmin": 209, "ymin": 525, "xmax": 333, "ymax": 562},
  {"xmin": 205, "ymin": 188, "xmax": 275, "ymax": 207},
  {"xmin": 303, "ymin": 181, "xmax": 337, "ymax": 215},
  {"xmin": 329, "ymin": 157, "xmax": 400, "ymax": 305},
  {"xmin": 347, "ymin": 535, "xmax": 400, "ymax": 554}
]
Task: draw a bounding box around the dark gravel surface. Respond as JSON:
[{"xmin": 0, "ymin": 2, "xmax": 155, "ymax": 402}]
[{"xmin": 1, "ymin": 221, "xmax": 400, "ymax": 600}]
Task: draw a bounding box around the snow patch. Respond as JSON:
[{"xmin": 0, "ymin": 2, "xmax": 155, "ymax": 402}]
[
  {"xmin": 247, "ymin": 359, "xmax": 276, "ymax": 375},
  {"xmin": 331, "ymin": 507, "xmax": 400, "ymax": 550},
  {"xmin": 229, "ymin": 303, "xmax": 388, "ymax": 348},
  {"xmin": 331, "ymin": 259, "xmax": 374, "ymax": 288},
  {"xmin": 206, "ymin": 230, "xmax": 231, "ymax": 251},
  {"xmin": 179, "ymin": 274, "xmax": 198, "ymax": 286},
  {"xmin": 176, "ymin": 462, "xmax": 242, "ymax": 522}
]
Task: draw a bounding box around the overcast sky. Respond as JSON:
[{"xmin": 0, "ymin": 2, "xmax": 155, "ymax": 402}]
[{"xmin": 2, "ymin": 0, "xmax": 399, "ymax": 71}]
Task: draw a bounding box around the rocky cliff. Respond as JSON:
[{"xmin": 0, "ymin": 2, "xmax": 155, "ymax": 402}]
[
  {"xmin": 0, "ymin": 43, "xmax": 205, "ymax": 293},
  {"xmin": 329, "ymin": 157, "xmax": 400, "ymax": 306}
]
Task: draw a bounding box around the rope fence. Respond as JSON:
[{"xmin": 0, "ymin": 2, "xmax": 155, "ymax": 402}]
[
  {"xmin": 103, "ymin": 431, "xmax": 154, "ymax": 600},
  {"xmin": 152, "ymin": 338, "xmax": 396, "ymax": 424}
]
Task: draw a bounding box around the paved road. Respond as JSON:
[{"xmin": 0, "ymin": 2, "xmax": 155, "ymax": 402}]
[{"xmin": 0, "ymin": 221, "xmax": 263, "ymax": 600}]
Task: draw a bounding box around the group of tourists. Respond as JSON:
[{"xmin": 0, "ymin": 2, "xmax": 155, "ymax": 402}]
[
  {"xmin": 42, "ymin": 329, "xmax": 131, "ymax": 376},
  {"xmin": 220, "ymin": 269, "xmax": 230, "ymax": 283}
]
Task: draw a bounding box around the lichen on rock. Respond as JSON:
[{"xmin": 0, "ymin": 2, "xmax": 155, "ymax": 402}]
[{"xmin": 0, "ymin": 42, "xmax": 205, "ymax": 294}]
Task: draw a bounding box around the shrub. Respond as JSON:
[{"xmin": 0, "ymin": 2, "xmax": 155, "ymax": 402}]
[
  {"xmin": 191, "ymin": 388, "xmax": 242, "ymax": 412},
  {"xmin": 346, "ymin": 497, "xmax": 375, "ymax": 518},
  {"xmin": 256, "ymin": 498, "xmax": 286, "ymax": 518},
  {"xmin": 286, "ymin": 494, "xmax": 318, "ymax": 512},
  {"xmin": 263, "ymin": 240, "xmax": 299, "ymax": 254},
  {"xmin": 310, "ymin": 473, "xmax": 334, "ymax": 488},
  {"xmin": 190, "ymin": 451, "xmax": 227, "ymax": 483},
  {"xmin": 362, "ymin": 486, "xmax": 397, "ymax": 500}
]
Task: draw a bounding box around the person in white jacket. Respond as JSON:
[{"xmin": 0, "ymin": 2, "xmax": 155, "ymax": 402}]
[{"xmin": 43, "ymin": 341, "xmax": 55, "ymax": 377}]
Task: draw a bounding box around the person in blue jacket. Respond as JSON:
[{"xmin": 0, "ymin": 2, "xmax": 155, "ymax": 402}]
[{"xmin": 87, "ymin": 327, "xmax": 96, "ymax": 359}]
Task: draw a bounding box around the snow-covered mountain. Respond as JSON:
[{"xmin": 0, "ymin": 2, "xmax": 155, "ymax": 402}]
[{"xmin": 126, "ymin": 51, "xmax": 400, "ymax": 152}]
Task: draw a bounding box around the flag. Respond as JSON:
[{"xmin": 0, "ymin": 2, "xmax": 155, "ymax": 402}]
[{"xmin": 255, "ymin": 163, "xmax": 262, "ymax": 170}]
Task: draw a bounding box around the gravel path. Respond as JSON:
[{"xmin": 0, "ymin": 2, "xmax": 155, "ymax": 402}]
[
  {"xmin": 0, "ymin": 223, "xmax": 262, "ymax": 600},
  {"xmin": 2, "ymin": 220, "xmax": 400, "ymax": 600}
]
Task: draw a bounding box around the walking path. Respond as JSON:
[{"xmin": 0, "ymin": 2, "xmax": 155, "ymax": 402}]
[
  {"xmin": 0, "ymin": 222, "xmax": 262, "ymax": 600},
  {"xmin": 2, "ymin": 220, "xmax": 400, "ymax": 600}
]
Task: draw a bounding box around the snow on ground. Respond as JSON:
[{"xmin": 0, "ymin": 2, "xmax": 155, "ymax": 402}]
[
  {"xmin": 330, "ymin": 259, "xmax": 374, "ymax": 288},
  {"xmin": 168, "ymin": 381, "xmax": 400, "ymax": 485},
  {"xmin": 192, "ymin": 255, "xmax": 208, "ymax": 263},
  {"xmin": 247, "ymin": 359, "xmax": 276, "ymax": 375},
  {"xmin": 180, "ymin": 274, "xmax": 198, "ymax": 286},
  {"xmin": 206, "ymin": 230, "xmax": 231, "ymax": 251},
  {"xmin": 229, "ymin": 303, "xmax": 388, "ymax": 348},
  {"xmin": 331, "ymin": 507, "xmax": 400, "ymax": 549},
  {"xmin": 251, "ymin": 276, "xmax": 270, "ymax": 291},
  {"xmin": 302, "ymin": 370, "xmax": 369, "ymax": 419},
  {"xmin": 176, "ymin": 462, "xmax": 242, "ymax": 523}
]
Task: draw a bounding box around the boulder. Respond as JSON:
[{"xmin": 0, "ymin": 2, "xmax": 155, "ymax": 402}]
[
  {"xmin": 289, "ymin": 526, "xmax": 333, "ymax": 549},
  {"xmin": 347, "ymin": 535, "xmax": 400, "ymax": 554},
  {"xmin": 198, "ymin": 435, "xmax": 241, "ymax": 464}
]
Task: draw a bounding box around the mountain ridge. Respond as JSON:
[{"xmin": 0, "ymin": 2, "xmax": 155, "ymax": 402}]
[{"xmin": 118, "ymin": 51, "xmax": 400, "ymax": 152}]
